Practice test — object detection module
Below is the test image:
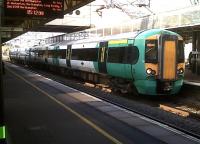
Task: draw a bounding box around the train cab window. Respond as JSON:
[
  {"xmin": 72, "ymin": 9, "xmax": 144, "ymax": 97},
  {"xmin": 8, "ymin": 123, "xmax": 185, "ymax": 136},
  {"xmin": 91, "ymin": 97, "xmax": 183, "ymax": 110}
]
[
  {"xmin": 145, "ymin": 40, "xmax": 158, "ymax": 63},
  {"xmin": 177, "ymin": 40, "xmax": 184, "ymax": 63}
]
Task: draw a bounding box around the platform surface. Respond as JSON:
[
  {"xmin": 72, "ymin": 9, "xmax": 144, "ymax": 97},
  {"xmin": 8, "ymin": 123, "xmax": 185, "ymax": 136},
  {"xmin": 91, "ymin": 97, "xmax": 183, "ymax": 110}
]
[
  {"xmin": 3, "ymin": 63, "xmax": 200, "ymax": 144},
  {"xmin": 184, "ymin": 68, "xmax": 200, "ymax": 86}
]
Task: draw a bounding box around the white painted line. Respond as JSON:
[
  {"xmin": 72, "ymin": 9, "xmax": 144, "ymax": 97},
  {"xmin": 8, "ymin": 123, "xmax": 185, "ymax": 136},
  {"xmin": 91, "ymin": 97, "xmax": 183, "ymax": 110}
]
[{"xmin": 184, "ymin": 81, "xmax": 200, "ymax": 86}]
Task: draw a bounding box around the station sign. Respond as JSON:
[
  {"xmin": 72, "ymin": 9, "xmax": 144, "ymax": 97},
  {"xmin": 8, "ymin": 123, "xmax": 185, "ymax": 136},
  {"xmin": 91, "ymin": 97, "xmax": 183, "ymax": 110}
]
[{"xmin": 4, "ymin": 0, "xmax": 64, "ymax": 18}]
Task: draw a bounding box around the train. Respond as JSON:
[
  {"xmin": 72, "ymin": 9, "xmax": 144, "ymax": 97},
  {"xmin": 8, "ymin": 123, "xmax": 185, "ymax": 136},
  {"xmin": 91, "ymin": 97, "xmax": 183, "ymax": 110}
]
[{"xmin": 9, "ymin": 29, "xmax": 185, "ymax": 96}]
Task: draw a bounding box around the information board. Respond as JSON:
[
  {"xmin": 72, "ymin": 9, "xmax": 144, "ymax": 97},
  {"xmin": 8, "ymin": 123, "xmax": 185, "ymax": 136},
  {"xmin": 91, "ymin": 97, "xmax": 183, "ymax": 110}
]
[{"xmin": 4, "ymin": 0, "xmax": 64, "ymax": 18}]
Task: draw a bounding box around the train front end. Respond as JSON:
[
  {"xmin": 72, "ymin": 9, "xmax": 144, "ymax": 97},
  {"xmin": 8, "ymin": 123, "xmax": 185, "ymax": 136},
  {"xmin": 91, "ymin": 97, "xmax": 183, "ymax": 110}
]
[{"xmin": 134, "ymin": 29, "xmax": 185, "ymax": 95}]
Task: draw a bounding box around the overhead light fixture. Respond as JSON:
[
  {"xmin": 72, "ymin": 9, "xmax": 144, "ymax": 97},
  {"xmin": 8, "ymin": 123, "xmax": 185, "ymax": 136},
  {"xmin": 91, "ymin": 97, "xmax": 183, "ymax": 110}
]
[{"xmin": 75, "ymin": 10, "xmax": 80, "ymax": 15}]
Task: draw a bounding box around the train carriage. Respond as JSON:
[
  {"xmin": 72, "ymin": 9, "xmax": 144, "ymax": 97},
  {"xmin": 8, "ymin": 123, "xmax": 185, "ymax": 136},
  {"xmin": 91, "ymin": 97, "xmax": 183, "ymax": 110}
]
[
  {"xmin": 10, "ymin": 29, "xmax": 185, "ymax": 95},
  {"xmin": 133, "ymin": 29, "xmax": 184, "ymax": 95}
]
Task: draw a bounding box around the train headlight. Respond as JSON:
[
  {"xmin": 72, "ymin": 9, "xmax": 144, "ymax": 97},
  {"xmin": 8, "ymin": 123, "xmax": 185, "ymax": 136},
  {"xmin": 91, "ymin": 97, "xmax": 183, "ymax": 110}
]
[
  {"xmin": 177, "ymin": 68, "xmax": 184, "ymax": 74},
  {"xmin": 146, "ymin": 68, "xmax": 156, "ymax": 75},
  {"xmin": 146, "ymin": 68, "xmax": 152, "ymax": 74}
]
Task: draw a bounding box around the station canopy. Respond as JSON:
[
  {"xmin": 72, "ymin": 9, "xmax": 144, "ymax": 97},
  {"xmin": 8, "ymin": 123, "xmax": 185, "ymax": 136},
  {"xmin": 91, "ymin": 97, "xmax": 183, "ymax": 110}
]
[
  {"xmin": 6, "ymin": 0, "xmax": 199, "ymax": 45},
  {"xmin": 6, "ymin": 0, "xmax": 153, "ymax": 45},
  {"xmin": 46, "ymin": 0, "xmax": 153, "ymax": 28}
]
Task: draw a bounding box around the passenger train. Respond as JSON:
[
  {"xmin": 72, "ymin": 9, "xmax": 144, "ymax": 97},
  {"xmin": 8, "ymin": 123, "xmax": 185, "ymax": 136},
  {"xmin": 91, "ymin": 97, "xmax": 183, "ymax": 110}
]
[{"xmin": 9, "ymin": 29, "xmax": 185, "ymax": 95}]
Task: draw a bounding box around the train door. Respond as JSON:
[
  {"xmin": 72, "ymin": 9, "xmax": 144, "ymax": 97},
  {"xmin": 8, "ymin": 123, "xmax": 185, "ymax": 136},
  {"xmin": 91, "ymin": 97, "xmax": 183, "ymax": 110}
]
[
  {"xmin": 124, "ymin": 45, "xmax": 137, "ymax": 79},
  {"xmin": 44, "ymin": 47, "xmax": 48, "ymax": 64},
  {"xmin": 98, "ymin": 42, "xmax": 108, "ymax": 73},
  {"xmin": 52, "ymin": 46, "xmax": 59, "ymax": 66},
  {"xmin": 66, "ymin": 45, "xmax": 71, "ymax": 68},
  {"xmin": 28, "ymin": 48, "xmax": 31, "ymax": 62}
]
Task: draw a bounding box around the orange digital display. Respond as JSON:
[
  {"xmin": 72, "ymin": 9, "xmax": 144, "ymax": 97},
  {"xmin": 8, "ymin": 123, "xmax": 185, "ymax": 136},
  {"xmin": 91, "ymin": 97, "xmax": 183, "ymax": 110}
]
[
  {"xmin": 4, "ymin": 0, "xmax": 64, "ymax": 18},
  {"xmin": 147, "ymin": 43, "xmax": 155, "ymax": 48}
]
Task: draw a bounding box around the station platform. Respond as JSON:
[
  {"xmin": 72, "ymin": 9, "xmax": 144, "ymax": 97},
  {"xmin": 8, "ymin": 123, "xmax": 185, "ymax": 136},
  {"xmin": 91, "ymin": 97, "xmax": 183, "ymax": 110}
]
[
  {"xmin": 3, "ymin": 63, "xmax": 200, "ymax": 144},
  {"xmin": 184, "ymin": 68, "xmax": 200, "ymax": 87},
  {"xmin": 3, "ymin": 64, "xmax": 116, "ymax": 144}
]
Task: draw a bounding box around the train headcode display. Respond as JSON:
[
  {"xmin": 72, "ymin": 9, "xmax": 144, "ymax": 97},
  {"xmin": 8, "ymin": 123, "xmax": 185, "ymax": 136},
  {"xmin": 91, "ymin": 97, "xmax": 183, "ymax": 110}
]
[{"xmin": 4, "ymin": 0, "xmax": 64, "ymax": 18}]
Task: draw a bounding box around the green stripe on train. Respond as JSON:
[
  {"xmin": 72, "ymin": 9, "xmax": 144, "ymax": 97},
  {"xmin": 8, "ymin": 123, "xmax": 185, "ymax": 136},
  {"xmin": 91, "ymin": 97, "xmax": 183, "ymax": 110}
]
[{"xmin": 0, "ymin": 126, "xmax": 6, "ymax": 139}]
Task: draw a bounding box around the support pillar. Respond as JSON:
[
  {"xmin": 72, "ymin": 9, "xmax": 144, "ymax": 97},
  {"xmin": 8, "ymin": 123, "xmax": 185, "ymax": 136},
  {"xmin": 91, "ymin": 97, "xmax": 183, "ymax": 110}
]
[
  {"xmin": 0, "ymin": 1, "xmax": 6, "ymax": 143},
  {"xmin": 192, "ymin": 31, "xmax": 197, "ymax": 73},
  {"xmin": 196, "ymin": 31, "xmax": 200, "ymax": 75}
]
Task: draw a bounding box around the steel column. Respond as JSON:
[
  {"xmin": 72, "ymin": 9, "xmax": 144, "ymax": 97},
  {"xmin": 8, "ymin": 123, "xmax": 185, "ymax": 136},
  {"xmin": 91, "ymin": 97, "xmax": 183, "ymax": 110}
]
[
  {"xmin": 0, "ymin": 0, "xmax": 6, "ymax": 143},
  {"xmin": 196, "ymin": 31, "xmax": 200, "ymax": 74},
  {"xmin": 192, "ymin": 31, "xmax": 197, "ymax": 73}
]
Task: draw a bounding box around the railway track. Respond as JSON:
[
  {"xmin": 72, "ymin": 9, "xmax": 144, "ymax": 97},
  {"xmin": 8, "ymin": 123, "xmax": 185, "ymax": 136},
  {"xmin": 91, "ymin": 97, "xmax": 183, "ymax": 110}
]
[{"xmin": 6, "ymin": 62, "xmax": 200, "ymax": 139}]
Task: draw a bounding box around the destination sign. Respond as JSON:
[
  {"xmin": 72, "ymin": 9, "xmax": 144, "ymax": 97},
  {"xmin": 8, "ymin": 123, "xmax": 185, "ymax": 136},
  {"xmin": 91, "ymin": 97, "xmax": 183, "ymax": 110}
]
[{"xmin": 4, "ymin": 0, "xmax": 64, "ymax": 18}]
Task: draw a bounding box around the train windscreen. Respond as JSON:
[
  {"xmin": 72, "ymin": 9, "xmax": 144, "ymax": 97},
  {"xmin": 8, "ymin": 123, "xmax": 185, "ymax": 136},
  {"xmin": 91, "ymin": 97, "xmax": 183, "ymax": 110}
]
[{"xmin": 145, "ymin": 40, "xmax": 158, "ymax": 63}]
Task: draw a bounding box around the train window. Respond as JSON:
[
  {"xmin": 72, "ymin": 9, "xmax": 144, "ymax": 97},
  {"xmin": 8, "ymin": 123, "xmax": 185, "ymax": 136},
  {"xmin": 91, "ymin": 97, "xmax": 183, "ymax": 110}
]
[
  {"xmin": 48, "ymin": 50, "xmax": 57, "ymax": 58},
  {"xmin": 177, "ymin": 40, "xmax": 184, "ymax": 63},
  {"xmin": 125, "ymin": 46, "xmax": 139, "ymax": 64},
  {"xmin": 38, "ymin": 50, "xmax": 45, "ymax": 58},
  {"xmin": 48, "ymin": 50, "xmax": 52, "ymax": 58},
  {"xmin": 107, "ymin": 47, "xmax": 124, "ymax": 63},
  {"xmin": 57, "ymin": 49, "xmax": 66, "ymax": 59},
  {"xmin": 108, "ymin": 46, "xmax": 139, "ymax": 64},
  {"xmin": 71, "ymin": 48, "xmax": 98, "ymax": 61},
  {"xmin": 145, "ymin": 40, "xmax": 158, "ymax": 63}
]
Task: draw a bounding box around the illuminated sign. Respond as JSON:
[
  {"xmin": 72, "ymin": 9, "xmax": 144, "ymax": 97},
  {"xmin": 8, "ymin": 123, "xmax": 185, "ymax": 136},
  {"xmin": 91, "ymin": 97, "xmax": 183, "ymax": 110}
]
[{"xmin": 4, "ymin": 0, "xmax": 64, "ymax": 18}]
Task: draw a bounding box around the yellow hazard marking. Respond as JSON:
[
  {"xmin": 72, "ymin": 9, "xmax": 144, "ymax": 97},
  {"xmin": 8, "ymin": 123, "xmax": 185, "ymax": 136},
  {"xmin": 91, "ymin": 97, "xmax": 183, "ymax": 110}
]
[
  {"xmin": 7, "ymin": 68, "xmax": 123, "ymax": 144},
  {"xmin": 146, "ymin": 35, "xmax": 158, "ymax": 40}
]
